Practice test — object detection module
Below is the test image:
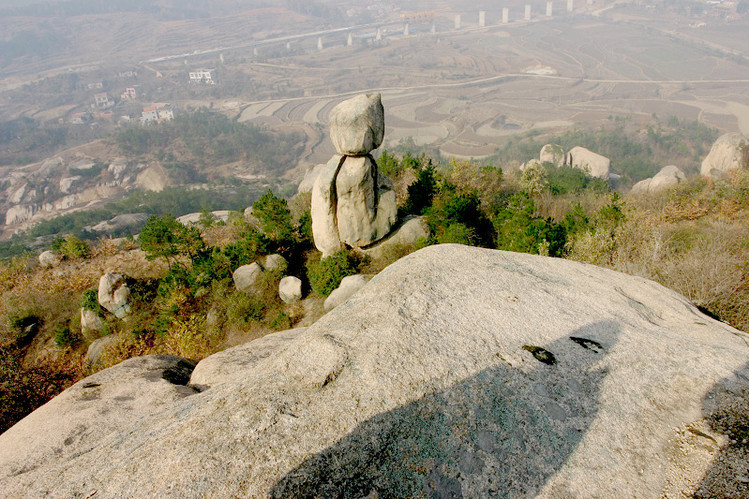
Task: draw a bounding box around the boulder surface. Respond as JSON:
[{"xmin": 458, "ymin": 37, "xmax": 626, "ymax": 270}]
[
  {"xmin": 328, "ymin": 93, "xmax": 385, "ymax": 156},
  {"xmin": 565, "ymin": 146, "xmax": 610, "ymax": 179},
  {"xmin": 97, "ymin": 272, "xmax": 131, "ymax": 318},
  {"xmin": 631, "ymin": 165, "xmax": 686, "ymax": 194},
  {"xmin": 1, "ymin": 245, "xmax": 747, "ymax": 497},
  {"xmin": 232, "ymin": 262, "xmax": 263, "ymax": 293}
]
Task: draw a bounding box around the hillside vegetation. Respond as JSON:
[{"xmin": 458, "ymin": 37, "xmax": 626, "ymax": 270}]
[{"xmin": 1, "ymin": 144, "xmax": 747, "ymax": 434}]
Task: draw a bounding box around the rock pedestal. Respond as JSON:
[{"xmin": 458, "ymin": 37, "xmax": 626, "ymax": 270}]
[{"xmin": 311, "ymin": 93, "xmax": 397, "ymax": 257}]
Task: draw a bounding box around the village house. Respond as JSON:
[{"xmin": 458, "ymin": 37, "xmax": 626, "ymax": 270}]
[
  {"xmin": 188, "ymin": 69, "xmax": 217, "ymax": 84},
  {"xmin": 93, "ymin": 93, "xmax": 112, "ymax": 109},
  {"xmin": 140, "ymin": 103, "xmax": 175, "ymax": 124},
  {"xmin": 120, "ymin": 86, "xmax": 140, "ymax": 101}
]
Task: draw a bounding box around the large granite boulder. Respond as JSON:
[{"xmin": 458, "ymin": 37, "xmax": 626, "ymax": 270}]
[
  {"xmin": 700, "ymin": 132, "xmax": 747, "ymax": 179},
  {"xmin": 631, "ymin": 165, "xmax": 686, "ymax": 194},
  {"xmin": 80, "ymin": 308, "xmax": 104, "ymax": 340},
  {"xmin": 2, "ymin": 245, "xmax": 747, "ymax": 497},
  {"xmin": 262, "ymin": 254, "xmax": 288, "ymax": 274},
  {"xmin": 97, "ymin": 272, "xmax": 131, "ymax": 319},
  {"xmin": 361, "ymin": 216, "xmax": 430, "ymax": 260},
  {"xmin": 540, "ymin": 144, "xmax": 564, "ymax": 167},
  {"xmin": 323, "ymin": 274, "xmax": 369, "ymax": 311},
  {"xmin": 565, "ymin": 146, "xmax": 611, "ymax": 179},
  {"xmin": 329, "ymin": 93, "xmax": 385, "ymax": 156},
  {"xmin": 38, "ymin": 250, "xmax": 61, "ymax": 268}
]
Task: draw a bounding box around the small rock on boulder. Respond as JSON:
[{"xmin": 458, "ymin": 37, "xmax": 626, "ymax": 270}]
[
  {"xmin": 701, "ymin": 132, "xmax": 747, "ymax": 179},
  {"xmin": 279, "ymin": 276, "xmax": 303, "ymax": 304},
  {"xmin": 329, "ymin": 93, "xmax": 385, "ymax": 156},
  {"xmin": 233, "ymin": 262, "xmax": 264, "ymax": 293},
  {"xmin": 324, "ymin": 274, "xmax": 369, "ymax": 311},
  {"xmin": 98, "ymin": 273, "xmax": 131, "ymax": 319},
  {"xmin": 38, "ymin": 250, "xmax": 62, "ymax": 268},
  {"xmin": 565, "ymin": 146, "xmax": 610, "ymax": 179}
]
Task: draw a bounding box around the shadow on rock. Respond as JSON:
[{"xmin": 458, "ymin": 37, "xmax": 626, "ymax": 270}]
[
  {"xmin": 694, "ymin": 360, "xmax": 749, "ymax": 498},
  {"xmin": 271, "ymin": 321, "xmax": 620, "ymax": 497}
]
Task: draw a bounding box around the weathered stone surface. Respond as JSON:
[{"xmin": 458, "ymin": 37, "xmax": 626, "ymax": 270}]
[
  {"xmin": 701, "ymin": 132, "xmax": 747, "ymax": 179},
  {"xmin": 311, "ymin": 155, "xmax": 344, "ymax": 257},
  {"xmin": 540, "ymin": 144, "xmax": 564, "ymax": 166},
  {"xmin": 85, "ymin": 334, "xmax": 119, "ymax": 368},
  {"xmin": 361, "ymin": 216, "xmax": 430, "ymax": 260},
  {"xmin": 190, "ymin": 328, "xmax": 306, "ymax": 389},
  {"xmin": 0, "ymin": 356, "xmax": 196, "ymax": 482},
  {"xmin": 279, "ymin": 276, "xmax": 303, "ymax": 304},
  {"xmin": 329, "ymin": 93, "xmax": 384, "ymax": 156},
  {"xmin": 631, "ymin": 165, "xmax": 686, "ymax": 194},
  {"xmin": 98, "ymin": 272, "xmax": 131, "ymax": 319},
  {"xmin": 38, "ymin": 250, "xmax": 61, "ymax": 268},
  {"xmin": 297, "ymin": 164, "xmax": 324, "ymax": 194},
  {"xmin": 323, "ymin": 274, "xmax": 369, "ymax": 311},
  {"xmin": 80, "ymin": 308, "xmax": 104, "ymax": 340},
  {"xmin": 3, "ymin": 245, "xmax": 747, "ymax": 497},
  {"xmin": 335, "ymin": 155, "xmax": 397, "ymax": 248},
  {"xmin": 262, "ymin": 254, "xmax": 288, "ymax": 274},
  {"xmin": 565, "ymin": 146, "xmax": 611, "ymax": 179},
  {"xmin": 233, "ymin": 262, "xmax": 263, "ymax": 293}
]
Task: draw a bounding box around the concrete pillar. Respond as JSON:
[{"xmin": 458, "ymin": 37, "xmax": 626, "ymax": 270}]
[
  {"xmin": 479, "ymin": 11, "xmax": 486, "ymax": 27},
  {"xmin": 431, "ymin": 22, "xmax": 437, "ymax": 34},
  {"xmin": 502, "ymin": 7, "xmax": 509, "ymax": 24},
  {"xmin": 317, "ymin": 37, "xmax": 323, "ymax": 51},
  {"xmin": 376, "ymin": 28, "xmax": 382, "ymax": 41},
  {"xmin": 347, "ymin": 32, "xmax": 353, "ymax": 46},
  {"xmin": 455, "ymin": 14, "xmax": 461, "ymax": 30},
  {"xmin": 253, "ymin": 47, "xmax": 258, "ymax": 56},
  {"xmin": 404, "ymin": 23, "xmax": 409, "ymax": 36},
  {"xmin": 546, "ymin": 1, "xmax": 553, "ymax": 16},
  {"xmin": 568, "ymin": 0, "xmax": 574, "ymax": 12},
  {"xmin": 286, "ymin": 42, "xmax": 291, "ymax": 51},
  {"xmin": 525, "ymin": 4, "xmax": 531, "ymax": 20}
]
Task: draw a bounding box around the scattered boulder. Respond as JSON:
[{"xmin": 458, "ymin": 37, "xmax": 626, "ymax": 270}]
[
  {"xmin": 700, "ymin": 132, "xmax": 747, "ymax": 179},
  {"xmin": 0, "ymin": 356, "xmax": 197, "ymax": 483},
  {"xmin": 80, "ymin": 308, "xmax": 104, "ymax": 340},
  {"xmin": 324, "ymin": 274, "xmax": 369, "ymax": 311},
  {"xmin": 262, "ymin": 254, "xmax": 288, "ymax": 274},
  {"xmin": 38, "ymin": 250, "xmax": 61, "ymax": 268},
  {"xmin": 232, "ymin": 262, "xmax": 264, "ymax": 293},
  {"xmin": 328, "ymin": 93, "xmax": 385, "ymax": 156},
  {"xmin": 3, "ymin": 245, "xmax": 747, "ymax": 497},
  {"xmin": 190, "ymin": 328, "xmax": 306, "ymax": 389},
  {"xmin": 279, "ymin": 276, "xmax": 303, "ymax": 304},
  {"xmin": 631, "ymin": 165, "xmax": 686, "ymax": 194},
  {"xmin": 84, "ymin": 334, "xmax": 119, "ymax": 369},
  {"xmin": 297, "ymin": 164, "xmax": 325, "ymax": 194},
  {"xmin": 361, "ymin": 216, "xmax": 430, "ymax": 260},
  {"xmin": 540, "ymin": 144, "xmax": 564, "ymax": 167},
  {"xmin": 565, "ymin": 146, "xmax": 611, "ymax": 179},
  {"xmin": 176, "ymin": 210, "xmax": 232, "ymax": 226},
  {"xmin": 97, "ymin": 272, "xmax": 131, "ymax": 319}
]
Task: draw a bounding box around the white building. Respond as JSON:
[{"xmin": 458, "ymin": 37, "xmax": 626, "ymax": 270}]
[{"xmin": 188, "ymin": 69, "xmax": 217, "ymax": 84}]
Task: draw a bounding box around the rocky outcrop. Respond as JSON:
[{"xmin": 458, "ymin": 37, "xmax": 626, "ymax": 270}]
[
  {"xmin": 701, "ymin": 132, "xmax": 747, "ymax": 179},
  {"xmin": 297, "ymin": 164, "xmax": 324, "ymax": 194},
  {"xmin": 232, "ymin": 262, "xmax": 263, "ymax": 293},
  {"xmin": 631, "ymin": 165, "xmax": 686, "ymax": 194},
  {"xmin": 262, "ymin": 254, "xmax": 288, "ymax": 274},
  {"xmin": 565, "ymin": 146, "xmax": 610, "ymax": 179},
  {"xmin": 97, "ymin": 272, "xmax": 131, "ymax": 319},
  {"xmin": 311, "ymin": 93, "xmax": 397, "ymax": 257},
  {"xmin": 80, "ymin": 308, "xmax": 104, "ymax": 340},
  {"xmin": 361, "ymin": 216, "xmax": 430, "ymax": 260},
  {"xmin": 540, "ymin": 143, "xmax": 564, "ymax": 166},
  {"xmin": 85, "ymin": 334, "xmax": 119, "ymax": 368},
  {"xmin": 2, "ymin": 245, "xmax": 747, "ymax": 497},
  {"xmin": 279, "ymin": 276, "xmax": 303, "ymax": 304},
  {"xmin": 323, "ymin": 274, "xmax": 369, "ymax": 311}
]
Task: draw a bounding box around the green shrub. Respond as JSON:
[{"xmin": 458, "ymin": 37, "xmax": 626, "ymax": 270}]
[
  {"xmin": 54, "ymin": 324, "xmax": 80, "ymax": 348},
  {"xmin": 52, "ymin": 235, "xmax": 90, "ymax": 259},
  {"xmin": 80, "ymin": 289, "xmax": 102, "ymax": 313},
  {"xmin": 306, "ymin": 250, "xmax": 360, "ymax": 297}
]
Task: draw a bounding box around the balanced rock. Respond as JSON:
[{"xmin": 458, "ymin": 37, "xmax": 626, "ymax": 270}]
[
  {"xmin": 329, "ymin": 93, "xmax": 385, "ymax": 156},
  {"xmin": 565, "ymin": 146, "xmax": 610, "ymax": 179},
  {"xmin": 701, "ymin": 132, "xmax": 747, "ymax": 179},
  {"xmin": 631, "ymin": 165, "xmax": 686, "ymax": 194},
  {"xmin": 98, "ymin": 272, "xmax": 131, "ymax": 319},
  {"xmin": 38, "ymin": 250, "xmax": 61, "ymax": 268},
  {"xmin": 278, "ymin": 276, "xmax": 303, "ymax": 304},
  {"xmin": 540, "ymin": 144, "xmax": 564, "ymax": 167},
  {"xmin": 233, "ymin": 262, "xmax": 263, "ymax": 293},
  {"xmin": 4, "ymin": 245, "xmax": 747, "ymax": 497},
  {"xmin": 323, "ymin": 274, "xmax": 368, "ymax": 311}
]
